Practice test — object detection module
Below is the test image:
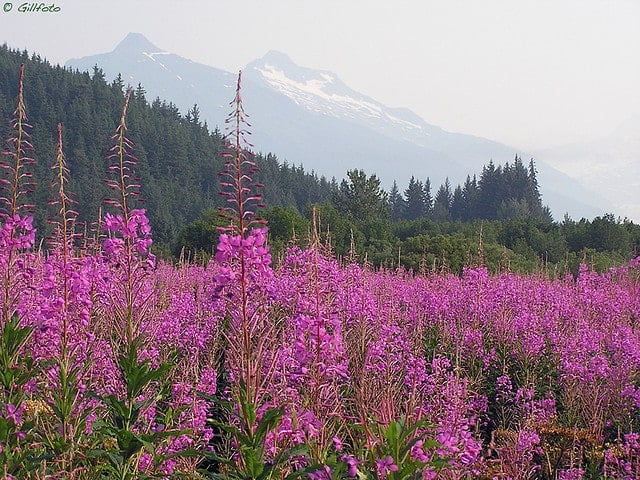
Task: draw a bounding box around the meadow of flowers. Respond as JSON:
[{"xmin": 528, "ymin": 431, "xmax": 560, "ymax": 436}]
[{"xmin": 1, "ymin": 66, "xmax": 640, "ymax": 479}]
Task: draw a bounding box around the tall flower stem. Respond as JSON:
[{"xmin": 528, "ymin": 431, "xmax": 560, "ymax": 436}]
[
  {"xmin": 0, "ymin": 63, "xmax": 35, "ymax": 324},
  {"xmin": 49, "ymin": 123, "xmax": 80, "ymax": 472},
  {"xmin": 218, "ymin": 71, "xmax": 267, "ymax": 407},
  {"xmin": 104, "ymin": 88, "xmax": 144, "ymax": 345}
]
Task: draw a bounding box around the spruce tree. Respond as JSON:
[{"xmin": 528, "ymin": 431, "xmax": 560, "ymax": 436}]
[
  {"xmin": 423, "ymin": 178, "xmax": 433, "ymax": 217},
  {"xmin": 450, "ymin": 185, "xmax": 465, "ymax": 221},
  {"xmin": 462, "ymin": 175, "xmax": 479, "ymax": 221},
  {"xmin": 478, "ymin": 160, "xmax": 502, "ymax": 219},
  {"xmin": 433, "ymin": 178, "xmax": 452, "ymax": 221},
  {"xmin": 388, "ymin": 180, "xmax": 406, "ymax": 222},
  {"xmin": 404, "ymin": 176, "xmax": 425, "ymax": 221}
]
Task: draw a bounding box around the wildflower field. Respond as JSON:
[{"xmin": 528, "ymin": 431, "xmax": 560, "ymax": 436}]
[{"xmin": 1, "ymin": 67, "xmax": 640, "ymax": 479}]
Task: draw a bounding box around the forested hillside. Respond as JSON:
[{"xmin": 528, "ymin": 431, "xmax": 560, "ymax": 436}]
[{"xmin": 0, "ymin": 45, "xmax": 334, "ymax": 246}]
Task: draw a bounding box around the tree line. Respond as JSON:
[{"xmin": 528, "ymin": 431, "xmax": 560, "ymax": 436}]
[{"xmin": 338, "ymin": 155, "xmax": 551, "ymax": 224}]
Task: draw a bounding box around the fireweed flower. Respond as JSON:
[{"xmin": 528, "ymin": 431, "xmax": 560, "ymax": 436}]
[
  {"xmin": 213, "ymin": 227, "xmax": 272, "ymax": 289},
  {"xmin": 375, "ymin": 456, "xmax": 398, "ymax": 477},
  {"xmin": 495, "ymin": 372, "xmax": 514, "ymax": 405},
  {"xmin": 411, "ymin": 439, "xmax": 430, "ymax": 463},
  {"xmin": 3, "ymin": 403, "xmax": 24, "ymax": 425},
  {"xmin": 308, "ymin": 465, "xmax": 332, "ymax": 480},
  {"xmin": 103, "ymin": 212, "xmax": 124, "ymax": 233},
  {"xmin": 0, "ymin": 214, "xmax": 36, "ymax": 255},
  {"xmin": 558, "ymin": 468, "xmax": 585, "ymax": 480},
  {"xmin": 103, "ymin": 209, "xmax": 154, "ymax": 260},
  {"xmin": 338, "ymin": 454, "xmax": 359, "ymax": 476}
]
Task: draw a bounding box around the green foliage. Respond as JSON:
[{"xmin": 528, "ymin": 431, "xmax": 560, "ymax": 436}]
[
  {"xmin": 175, "ymin": 208, "xmax": 228, "ymax": 260},
  {"xmin": 0, "ymin": 314, "xmax": 42, "ymax": 477},
  {"xmin": 39, "ymin": 356, "xmax": 96, "ymax": 476},
  {"xmin": 307, "ymin": 203, "xmax": 363, "ymax": 257},
  {"xmin": 334, "ymin": 416, "xmax": 447, "ymax": 480},
  {"xmin": 372, "ymin": 417, "xmax": 445, "ymax": 480},
  {"xmin": 88, "ymin": 339, "xmax": 188, "ymax": 479},
  {"xmin": 0, "ymin": 315, "xmax": 34, "ymax": 391},
  {"xmin": 201, "ymin": 383, "xmax": 309, "ymax": 480},
  {"xmin": 334, "ymin": 169, "xmax": 389, "ymax": 224},
  {"xmin": 261, "ymin": 206, "xmax": 310, "ymax": 258},
  {"xmin": 403, "ymin": 177, "xmax": 429, "ymax": 221}
]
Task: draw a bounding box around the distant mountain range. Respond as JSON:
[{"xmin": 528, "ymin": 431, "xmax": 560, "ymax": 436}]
[
  {"xmin": 534, "ymin": 115, "xmax": 640, "ymax": 222},
  {"xmin": 66, "ymin": 33, "xmax": 614, "ymax": 220}
]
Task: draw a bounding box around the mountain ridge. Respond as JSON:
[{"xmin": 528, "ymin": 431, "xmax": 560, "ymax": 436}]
[{"xmin": 64, "ymin": 33, "xmax": 612, "ymax": 220}]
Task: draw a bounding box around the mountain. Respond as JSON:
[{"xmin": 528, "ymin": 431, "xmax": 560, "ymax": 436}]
[
  {"xmin": 66, "ymin": 33, "xmax": 611, "ymax": 220},
  {"xmin": 535, "ymin": 115, "xmax": 640, "ymax": 222},
  {"xmin": 67, "ymin": 33, "xmax": 238, "ymax": 124}
]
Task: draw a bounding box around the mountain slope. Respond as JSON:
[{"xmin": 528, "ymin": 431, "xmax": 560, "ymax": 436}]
[
  {"xmin": 66, "ymin": 33, "xmax": 611, "ymax": 220},
  {"xmin": 535, "ymin": 116, "xmax": 640, "ymax": 221},
  {"xmin": 66, "ymin": 32, "xmax": 238, "ymax": 127}
]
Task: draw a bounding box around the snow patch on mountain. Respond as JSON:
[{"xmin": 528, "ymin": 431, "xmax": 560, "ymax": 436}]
[
  {"xmin": 254, "ymin": 63, "xmax": 424, "ymax": 134},
  {"xmin": 141, "ymin": 51, "xmax": 172, "ymax": 70}
]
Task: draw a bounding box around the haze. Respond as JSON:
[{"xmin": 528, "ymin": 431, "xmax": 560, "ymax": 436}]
[{"xmin": 2, "ymin": 0, "xmax": 639, "ymax": 156}]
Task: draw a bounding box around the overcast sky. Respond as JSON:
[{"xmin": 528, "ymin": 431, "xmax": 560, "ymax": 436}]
[{"xmin": 1, "ymin": 0, "xmax": 639, "ymax": 151}]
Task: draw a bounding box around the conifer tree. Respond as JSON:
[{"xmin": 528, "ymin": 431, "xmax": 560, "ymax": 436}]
[
  {"xmin": 462, "ymin": 175, "xmax": 479, "ymax": 221},
  {"xmin": 478, "ymin": 160, "xmax": 501, "ymax": 219},
  {"xmin": 433, "ymin": 178, "xmax": 452, "ymax": 221},
  {"xmin": 336, "ymin": 169, "xmax": 388, "ymax": 222},
  {"xmin": 388, "ymin": 180, "xmax": 406, "ymax": 221},
  {"xmin": 525, "ymin": 158, "xmax": 543, "ymax": 216},
  {"xmin": 423, "ymin": 177, "xmax": 433, "ymax": 217},
  {"xmin": 450, "ymin": 185, "xmax": 465, "ymax": 221},
  {"xmin": 404, "ymin": 176, "xmax": 425, "ymax": 221}
]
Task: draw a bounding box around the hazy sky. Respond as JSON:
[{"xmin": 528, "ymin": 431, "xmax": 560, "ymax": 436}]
[{"xmin": 1, "ymin": 0, "xmax": 639, "ymax": 151}]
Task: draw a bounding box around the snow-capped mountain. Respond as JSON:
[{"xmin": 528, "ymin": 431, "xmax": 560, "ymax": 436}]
[
  {"xmin": 67, "ymin": 33, "xmax": 238, "ymax": 122},
  {"xmin": 65, "ymin": 33, "xmax": 611, "ymax": 220},
  {"xmin": 245, "ymin": 50, "xmax": 429, "ymax": 143}
]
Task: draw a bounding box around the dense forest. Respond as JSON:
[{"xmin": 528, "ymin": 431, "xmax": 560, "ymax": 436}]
[{"xmin": 1, "ymin": 44, "xmax": 639, "ymax": 274}]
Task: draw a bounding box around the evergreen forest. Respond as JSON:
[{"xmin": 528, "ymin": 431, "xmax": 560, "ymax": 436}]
[{"xmin": 1, "ymin": 44, "xmax": 638, "ymax": 275}]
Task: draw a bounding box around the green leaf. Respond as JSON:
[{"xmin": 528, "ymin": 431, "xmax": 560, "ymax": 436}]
[
  {"xmin": 117, "ymin": 429, "xmax": 144, "ymax": 461},
  {"xmin": 419, "ymin": 439, "xmax": 440, "ymax": 449},
  {"xmin": 0, "ymin": 418, "xmax": 9, "ymax": 439},
  {"xmin": 102, "ymin": 394, "xmax": 129, "ymax": 429},
  {"xmin": 1, "ymin": 314, "xmax": 33, "ymax": 361},
  {"xmin": 254, "ymin": 406, "xmax": 284, "ymax": 445},
  {"xmin": 241, "ymin": 444, "xmax": 264, "ymax": 478},
  {"xmin": 385, "ymin": 420, "xmax": 399, "ymax": 446},
  {"xmin": 107, "ymin": 451, "xmax": 124, "ymax": 468},
  {"xmin": 209, "ymin": 418, "xmax": 251, "ymax": 445},
  {"xmin": 118, "ymin": 340, "xmax": 173, "ymax": 402},
  {"xmin": 200, "ymin": 450, "xmax": 237, "ymax": 467}
]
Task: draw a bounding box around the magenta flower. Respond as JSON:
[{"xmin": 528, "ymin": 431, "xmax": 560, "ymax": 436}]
[
  {"xmin": 332, "ymin": 435, "xmax": 343, "ymax": 451},
  {"xmin": 3, "ymin": 403, "xmax": 23, "ymax": 425},
  {"xmin": 103, "ymin": 212, "xmax": 123, "ymax": 232},
  {"xmin": 308, "ymin": 465, "xmax": 332, "ymax": 480},
  {"xmin": 375, "ymin": 456, "xmax": 398, "ymax": 477},
  {"xmin": 340, "ymin": 454, "xmax": 359, "ymax": 476}
]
